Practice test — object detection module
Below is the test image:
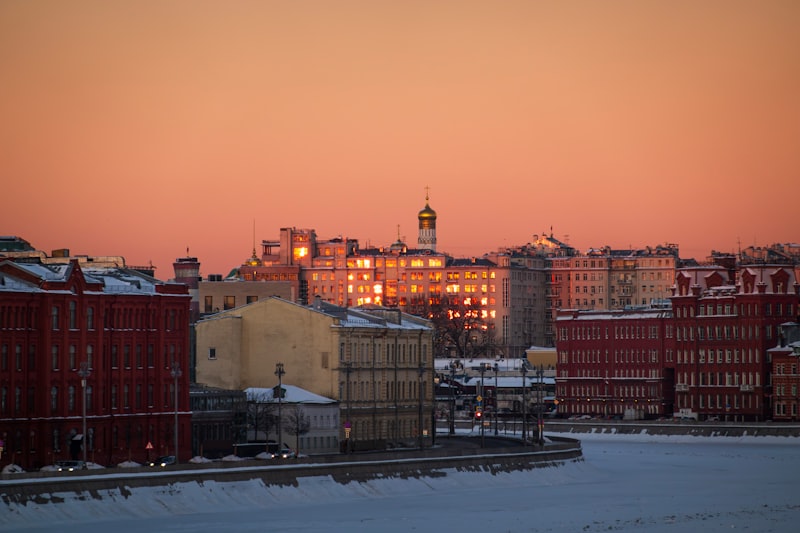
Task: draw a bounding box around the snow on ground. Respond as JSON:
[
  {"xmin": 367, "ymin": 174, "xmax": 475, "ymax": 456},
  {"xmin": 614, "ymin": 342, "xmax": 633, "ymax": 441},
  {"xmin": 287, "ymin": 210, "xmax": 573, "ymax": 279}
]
[{"xmin": 2, "ymin": 432, "xmax": 799, "ymax": 533}]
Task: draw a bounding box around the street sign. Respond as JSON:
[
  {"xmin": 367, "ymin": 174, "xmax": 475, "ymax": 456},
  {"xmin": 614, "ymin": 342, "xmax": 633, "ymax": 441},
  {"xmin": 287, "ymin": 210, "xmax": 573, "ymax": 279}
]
[
  {"xmin": 476, "ymin": 395, "xmax": 482, "ymax": 403},
  {"xmin": 146, "ymin": 441, "xmax": 154, "ymax": 450}
]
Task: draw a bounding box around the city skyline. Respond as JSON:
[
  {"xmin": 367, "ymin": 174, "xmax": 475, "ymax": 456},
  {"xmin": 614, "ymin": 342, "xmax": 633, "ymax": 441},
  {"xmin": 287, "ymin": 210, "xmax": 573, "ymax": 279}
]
[{"xmin": 2, "ymin": 1, "xmax": 798, "ymax": 277}]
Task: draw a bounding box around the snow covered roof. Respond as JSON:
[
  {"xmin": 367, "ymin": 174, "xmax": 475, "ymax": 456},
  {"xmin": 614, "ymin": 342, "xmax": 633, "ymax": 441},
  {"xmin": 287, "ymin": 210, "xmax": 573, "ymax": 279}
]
[{"xmin": 244, "ymin": 385, "xmax": 336, "ymax": 405}]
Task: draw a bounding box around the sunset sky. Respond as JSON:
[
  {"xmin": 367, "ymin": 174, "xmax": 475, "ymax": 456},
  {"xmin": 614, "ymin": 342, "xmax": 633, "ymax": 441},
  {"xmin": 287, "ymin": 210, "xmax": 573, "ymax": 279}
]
[{"xmin": 2, "ymin": 1, "xmax": 798, "ymax": 278}]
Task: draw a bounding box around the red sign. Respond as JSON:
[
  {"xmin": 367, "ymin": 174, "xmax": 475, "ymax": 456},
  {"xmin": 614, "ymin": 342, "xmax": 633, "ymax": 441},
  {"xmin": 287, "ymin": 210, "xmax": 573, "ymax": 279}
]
[{"xmin": 145, "ymin": 441, "xmax": 154, "ymax": 450}]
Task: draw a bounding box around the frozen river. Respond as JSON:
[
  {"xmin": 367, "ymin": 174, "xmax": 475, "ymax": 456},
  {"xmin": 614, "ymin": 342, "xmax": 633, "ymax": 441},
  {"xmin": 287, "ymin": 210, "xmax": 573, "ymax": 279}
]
[{"xmin": 4, "ymin": 434, "xmax": 800, "ymax": 532}]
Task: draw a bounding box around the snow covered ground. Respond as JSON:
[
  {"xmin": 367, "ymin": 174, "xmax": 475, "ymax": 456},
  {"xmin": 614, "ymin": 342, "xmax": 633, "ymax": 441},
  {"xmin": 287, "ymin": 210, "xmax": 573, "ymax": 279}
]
[{"xmin": 3, "ymin": 432, "xmax": 799, "ymax": 532}]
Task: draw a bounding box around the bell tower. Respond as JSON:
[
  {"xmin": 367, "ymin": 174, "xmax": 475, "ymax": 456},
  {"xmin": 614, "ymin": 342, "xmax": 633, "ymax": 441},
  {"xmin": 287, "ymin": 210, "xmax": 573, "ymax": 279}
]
[{"xmin": 417, "ymin": 187, "xmax": 437, "ymax": 251}]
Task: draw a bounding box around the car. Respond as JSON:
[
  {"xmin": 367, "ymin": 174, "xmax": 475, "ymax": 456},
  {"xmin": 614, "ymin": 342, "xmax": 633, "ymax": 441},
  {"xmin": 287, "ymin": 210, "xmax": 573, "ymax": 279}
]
[
  {"xmin": 274, "ymin": 448, "xmax": 296, "ymax": 459},
  {"xmin": 55, "ymin": 460, "xmax": 86, "ymax": 472},
  {"xmin": 149, "ymin": 455, "xmax": 176, "ymax": 467}
]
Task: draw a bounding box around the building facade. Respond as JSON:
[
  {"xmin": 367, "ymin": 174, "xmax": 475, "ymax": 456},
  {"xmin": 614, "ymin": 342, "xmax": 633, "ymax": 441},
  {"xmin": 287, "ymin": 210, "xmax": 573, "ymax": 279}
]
[
  {"xmin": 0, "ymin": 259, "xmax": 191, "ymax": 470},
  {"xmin": 555, "ymin": 306, "xmax": 675, "ymax": 419},
  {"xmin": 671, "ymin": 264, "xmax": 799, "ymax": 421},
  {"xmin": 195, "ymin": 296, "xmax": 435, "ymax": 451}
]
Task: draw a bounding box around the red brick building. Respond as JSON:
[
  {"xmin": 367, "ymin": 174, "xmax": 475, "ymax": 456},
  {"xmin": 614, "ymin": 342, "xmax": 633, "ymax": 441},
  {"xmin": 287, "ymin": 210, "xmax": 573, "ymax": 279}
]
[
  {"xmin": 769, "ymin": 339, "xmax": 800, "ymax": 421},
  {"xmin": 671, "ymin": 264, "xmax": 799, "ymax": 421},
  {"xmin": 0, "ymin": 259, "xmax": 190, "ymax": 470},
  {"xmin": 555, "ymin": 306, "xmax": 675, "ymax": 419}
]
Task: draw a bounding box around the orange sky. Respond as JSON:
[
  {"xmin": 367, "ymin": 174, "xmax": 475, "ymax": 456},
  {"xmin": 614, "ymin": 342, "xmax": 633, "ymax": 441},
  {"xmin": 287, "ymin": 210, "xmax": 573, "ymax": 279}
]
[{"xmin": 2, "ymin": 1, "xmax": 798, "ymax": 278}]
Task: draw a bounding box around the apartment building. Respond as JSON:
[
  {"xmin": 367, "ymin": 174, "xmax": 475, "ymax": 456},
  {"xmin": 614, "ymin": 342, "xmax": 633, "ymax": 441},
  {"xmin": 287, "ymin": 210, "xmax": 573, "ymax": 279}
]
[
  {"xmin": 671, "ymin": 264, "xmax": 799, "ymax": 421},
  {"xmin": 555, "ymin": 306, "xmax": 675, "ymax": 420},
  {"xmin": 0, "ymin": 259, "xmax": 191, "ymax": 470},
  {"xmin": 195, "ymin": 296, "xmax": 435, "ymax": 452}
]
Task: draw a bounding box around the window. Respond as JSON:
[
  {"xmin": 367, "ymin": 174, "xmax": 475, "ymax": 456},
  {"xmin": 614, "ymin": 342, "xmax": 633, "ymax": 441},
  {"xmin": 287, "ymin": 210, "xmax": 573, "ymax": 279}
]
[
  {"xmin": 52, "ymin": 345, "xmax": 59, "ymax": 370},
  {"xmin": 69, "ymin": 301, "xmax": 77, "ymax": 329},
  {"xmin": 204, "ymin": 296, "xmax": 213, "ymax": 313},
  {"xmin": 209, "ymin": 347, "xmax": 217, "ymax": 360},
  {"xmin": 224, "ymin": 296, "xmax": 235, "ymax": 310},
  {"xmin": 51, "ymin": 306, "xmax": 60, "ymax": 330},
  {"xmin": 87, "ymin": 307, "xmax": 95, "ymax": 330}
]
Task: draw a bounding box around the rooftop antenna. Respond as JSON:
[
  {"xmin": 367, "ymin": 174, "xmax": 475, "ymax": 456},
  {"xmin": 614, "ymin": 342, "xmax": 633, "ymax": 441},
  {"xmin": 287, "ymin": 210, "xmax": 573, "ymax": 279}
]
[
  {"xmin": 425, "ymin": 185, "xmax": 431, "ymax": 202},
  {"xmin": 397, "ymin": 224, "xmax": 401, "ymax": 241}
]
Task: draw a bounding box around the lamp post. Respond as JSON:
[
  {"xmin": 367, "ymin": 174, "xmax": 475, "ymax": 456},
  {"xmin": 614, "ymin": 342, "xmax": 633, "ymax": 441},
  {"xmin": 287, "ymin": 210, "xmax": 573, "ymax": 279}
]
[
  {"xmin": 521, "ymin": 363, "xmax": 528, "ymax": 445},
  {"xmin": 170, "ymin": 362, "xmax": 182, "ymax": 462},
  {"xmin": 479, "ymin": 364, "xmax": 486, "ymax": 447},
  {"xmin": 449, "ymin": 361, "xmax": 457, "ymax": 435},
  {"xmin": 536, "ymin": 365, "xmax": 544, "ymax": 446},
  {"xmin": 417, "ymin": 364, "xmax": 425, "ymax": 450},
  {"xmin": 493, "ymin": 362, "xmax": 499, "ymax": 436},
  {"xmin": 275, "ymin": 362, "xmax": 285, "ymax": 451},
  {"xmin": 77, "ymin": 362, "xmax": 91, "ymax": 466},
  {"xmin": 342, "ymin": 361, "xmax": 352, "ymax": 453}
]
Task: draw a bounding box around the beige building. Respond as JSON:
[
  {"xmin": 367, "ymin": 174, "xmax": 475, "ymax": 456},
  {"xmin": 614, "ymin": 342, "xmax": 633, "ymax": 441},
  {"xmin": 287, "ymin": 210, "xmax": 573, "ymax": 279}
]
[
  {"xmin": 198, "ymin": 277, "xmax": 294, "ymax": 315},
  {"xmin": 195, "ymin": 296, "xmax": 435, "ymax": 452}
]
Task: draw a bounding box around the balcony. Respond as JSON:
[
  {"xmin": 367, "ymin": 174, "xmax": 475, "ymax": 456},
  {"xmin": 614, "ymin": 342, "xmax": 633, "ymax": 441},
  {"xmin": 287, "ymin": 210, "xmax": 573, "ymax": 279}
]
[{"xmin": 675, "ymin": 383, "xmax": 689, "ymax": 392}]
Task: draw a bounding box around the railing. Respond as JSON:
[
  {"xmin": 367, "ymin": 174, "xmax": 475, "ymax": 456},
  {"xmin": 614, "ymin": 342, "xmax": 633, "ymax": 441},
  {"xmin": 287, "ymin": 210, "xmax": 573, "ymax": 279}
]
[{"xmin": 675, "ymin": 383, "xmax": 689, "ymax": 392}]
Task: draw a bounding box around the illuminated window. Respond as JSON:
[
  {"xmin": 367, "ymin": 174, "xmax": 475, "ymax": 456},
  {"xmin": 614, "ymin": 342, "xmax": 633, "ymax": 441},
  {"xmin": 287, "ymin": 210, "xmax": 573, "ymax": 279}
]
[
  {"xmin": 411, "ymin": 259, "xmax": 424, "ymax": 267},
  {"xmin": 294, "ymin": 246, "xmax": 308, "ymax": 259},
  {"xmin": 348, "ymin": 284, "xmax": 353, "ymax": 293},
  {"xmin": 428, "ymin": 258, "xmax": 442, "ymax": 267}
]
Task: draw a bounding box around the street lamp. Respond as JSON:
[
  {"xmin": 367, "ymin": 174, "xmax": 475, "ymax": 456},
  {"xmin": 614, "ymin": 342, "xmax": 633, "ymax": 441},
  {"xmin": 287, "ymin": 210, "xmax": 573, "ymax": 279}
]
[
  {"xmin": 418, "ymin": 364, "xmax": 425, "ymax": 450},
  {"xmin": 536, "ymin": 365, "xmax": 544, "ymax": 446},
  {"xmin": 342, "ymin": 361, "xmax": 353, "ymax": 453},
  {"xmin": 449, "ymin": 361, "xmax": 458, "ymax": 435},
  {"xmin": 275, "ymin": 362, "xmax": 285, "ymax": 452},
  {"xmin": 478, "ymin": 364, "xmax": 486, "ymax": 447},
  {"xmin": 170, "ymin": 362, "xmax": 182, "ymax": 463},
  {"xmin": 493, "ymin": 363, "xmax": 499, "ymax": 436},
  {"xmin": 77, "ymin": 362, "xmax": 91, "ymax": 466},
  {"xmin": 521, "ymin": 363, "xmax": 528, "ymax": 445}
]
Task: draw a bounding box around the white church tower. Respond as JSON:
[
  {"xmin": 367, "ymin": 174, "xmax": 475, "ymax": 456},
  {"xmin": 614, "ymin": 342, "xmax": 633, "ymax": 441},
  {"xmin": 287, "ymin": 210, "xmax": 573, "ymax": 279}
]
[{"xmin": 417, "ymin": 188, "xmax": 437, "ymax": 251}]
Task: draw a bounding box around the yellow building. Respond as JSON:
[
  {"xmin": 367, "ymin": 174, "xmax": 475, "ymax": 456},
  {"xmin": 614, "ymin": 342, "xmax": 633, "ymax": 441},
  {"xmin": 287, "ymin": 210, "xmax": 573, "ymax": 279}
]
[{"xmin": 195, "ymin": 296, "xmax": 435, "ymax": 451}]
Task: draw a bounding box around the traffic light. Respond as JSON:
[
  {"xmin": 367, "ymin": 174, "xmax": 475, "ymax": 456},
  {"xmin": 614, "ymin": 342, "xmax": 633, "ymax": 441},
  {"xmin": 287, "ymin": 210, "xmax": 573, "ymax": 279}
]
[{"xmin": 475, "ymin": 409, "xmax": 483, "ymax": 420}]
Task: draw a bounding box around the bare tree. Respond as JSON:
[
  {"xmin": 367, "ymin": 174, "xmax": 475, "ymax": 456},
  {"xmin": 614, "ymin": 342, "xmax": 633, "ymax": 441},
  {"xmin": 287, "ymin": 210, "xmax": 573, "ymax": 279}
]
[
  {"xmin": 422, "ymin": 296, "xmax": 503, "ymax": 358},
  {"xmin": 283, "ymin": 404, "xmax": 311, "ymax": 455},
  {"xmin": 246, "ymin": 390, "xmax": 277, "ymax": 445}
]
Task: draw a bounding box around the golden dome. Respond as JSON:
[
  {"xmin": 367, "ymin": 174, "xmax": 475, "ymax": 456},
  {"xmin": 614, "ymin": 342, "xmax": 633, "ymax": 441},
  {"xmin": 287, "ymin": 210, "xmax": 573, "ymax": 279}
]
[{"xmin": 418, "ymin": 202, "xmax": 437, "ymax": 220}]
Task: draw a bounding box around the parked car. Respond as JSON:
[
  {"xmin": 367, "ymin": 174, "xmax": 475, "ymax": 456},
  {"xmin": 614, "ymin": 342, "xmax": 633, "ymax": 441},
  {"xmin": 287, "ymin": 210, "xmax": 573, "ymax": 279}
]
[
  {"xmin": 55, "ymin": 460, "xmax": 86, "ymax": 472},
  {"xmin": 149, "ymin": 455, "xmax": 176, "ymax": 467}
]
